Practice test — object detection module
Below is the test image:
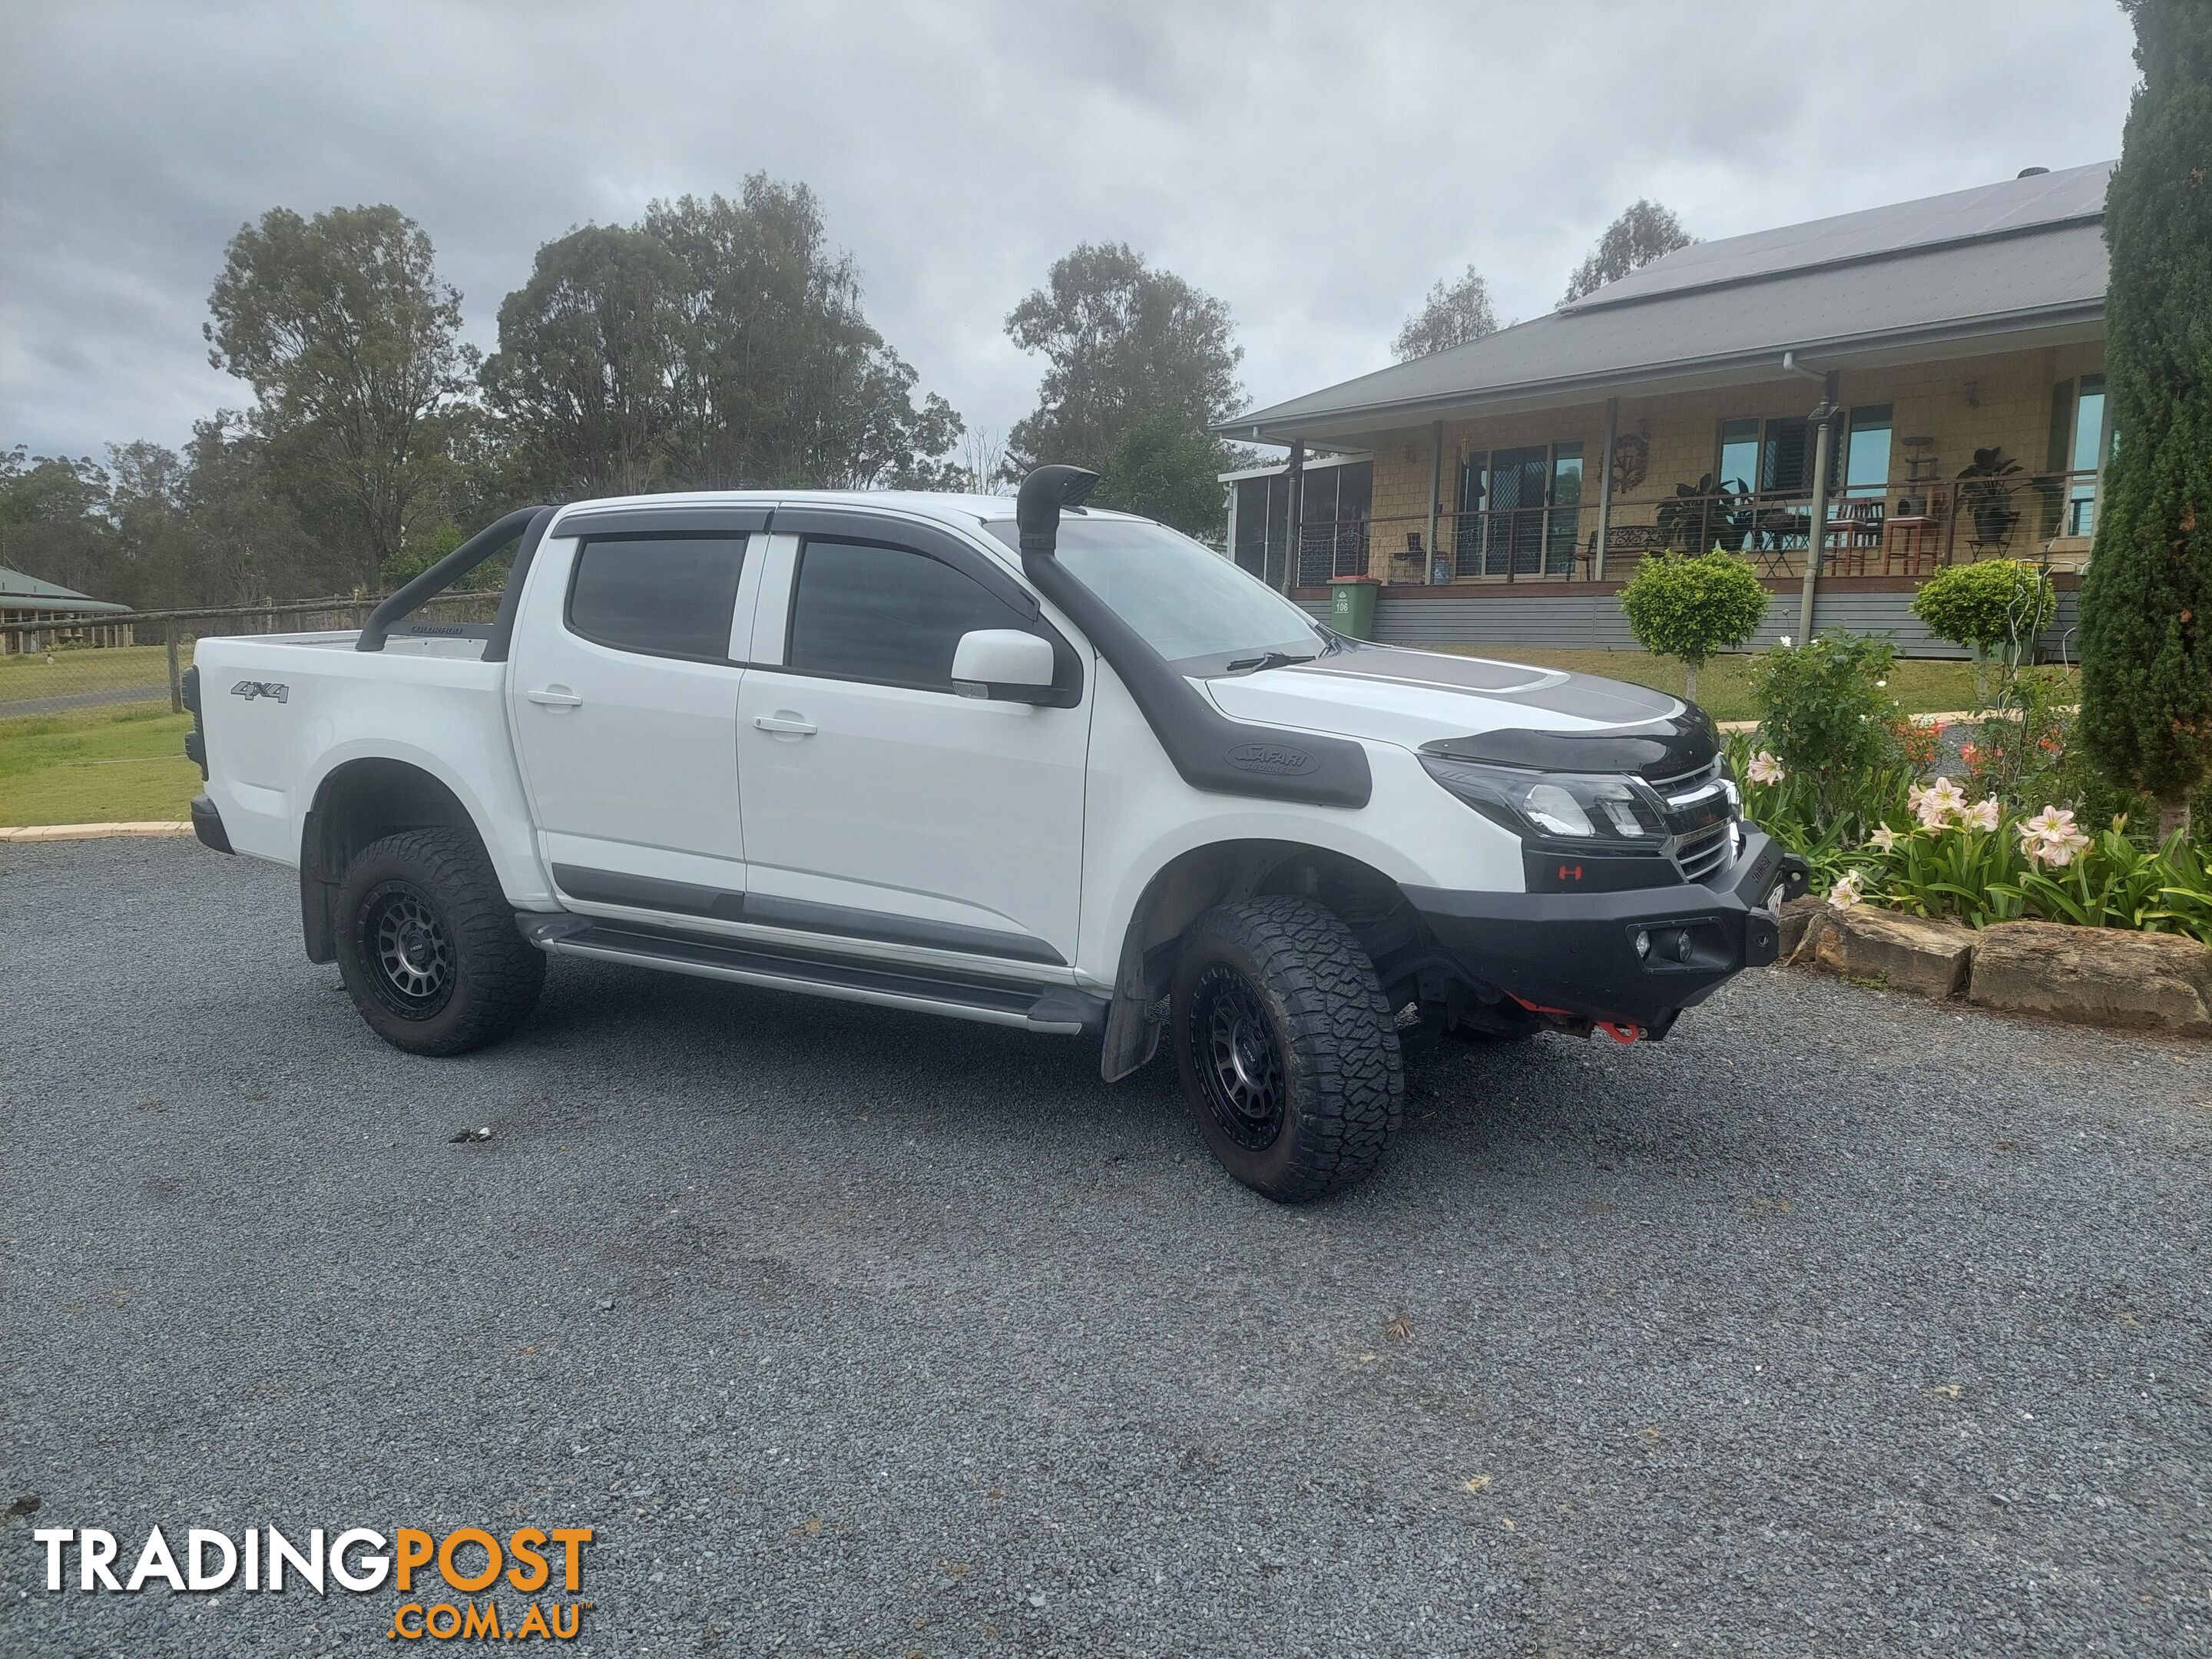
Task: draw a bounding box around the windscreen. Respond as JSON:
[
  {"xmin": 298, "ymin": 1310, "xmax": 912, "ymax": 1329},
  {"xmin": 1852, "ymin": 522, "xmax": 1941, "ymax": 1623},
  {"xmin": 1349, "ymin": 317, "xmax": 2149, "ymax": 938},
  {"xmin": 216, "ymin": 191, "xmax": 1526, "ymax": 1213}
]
[{"xmin": 988, "ymin": 515, "xmax": 1330, "ymax": 673}]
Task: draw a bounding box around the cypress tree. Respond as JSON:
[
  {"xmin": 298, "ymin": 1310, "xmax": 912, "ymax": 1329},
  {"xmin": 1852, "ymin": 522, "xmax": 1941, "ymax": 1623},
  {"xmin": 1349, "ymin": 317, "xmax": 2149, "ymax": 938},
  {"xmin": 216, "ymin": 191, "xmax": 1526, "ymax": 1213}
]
[{"xmin": 2077, "ymin": 0, "xmax": 2212, "ymax": 836}]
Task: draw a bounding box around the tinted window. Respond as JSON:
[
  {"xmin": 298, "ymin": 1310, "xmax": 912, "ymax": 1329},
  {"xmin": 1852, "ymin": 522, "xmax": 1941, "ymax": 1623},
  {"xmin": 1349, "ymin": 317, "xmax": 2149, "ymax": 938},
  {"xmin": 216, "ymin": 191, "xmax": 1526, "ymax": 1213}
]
[
  {"xmin": 787, "ymin": 540, "xmax": 1031, "ymax": 690},
  {"xmin": 568, "ymin": 536, "xmax": 747, "ymax": 659}
]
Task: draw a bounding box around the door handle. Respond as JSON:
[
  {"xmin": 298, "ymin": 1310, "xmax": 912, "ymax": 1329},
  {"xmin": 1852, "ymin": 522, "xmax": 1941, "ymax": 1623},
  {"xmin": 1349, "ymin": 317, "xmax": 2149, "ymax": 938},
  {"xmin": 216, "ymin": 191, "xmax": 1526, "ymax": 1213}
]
[
  {"xmin": 751, "ymin": 713, "xmax": 818, "ymax": 737},
  {"xmin": 527, "ymin": 687, "xmax": 583, "ymax": 709}
]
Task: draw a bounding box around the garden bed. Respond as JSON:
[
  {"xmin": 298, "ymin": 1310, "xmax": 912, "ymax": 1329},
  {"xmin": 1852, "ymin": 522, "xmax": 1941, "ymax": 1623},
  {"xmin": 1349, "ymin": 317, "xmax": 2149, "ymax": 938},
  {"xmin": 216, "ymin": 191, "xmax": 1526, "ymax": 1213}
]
[
  {"xmin": 1731, "ymin": 617, "xmax": 2212, "ymax": 1036},
  {"xmin": 1782, "ymin": 899, "xmax": 2212, "ymax": 1038}
]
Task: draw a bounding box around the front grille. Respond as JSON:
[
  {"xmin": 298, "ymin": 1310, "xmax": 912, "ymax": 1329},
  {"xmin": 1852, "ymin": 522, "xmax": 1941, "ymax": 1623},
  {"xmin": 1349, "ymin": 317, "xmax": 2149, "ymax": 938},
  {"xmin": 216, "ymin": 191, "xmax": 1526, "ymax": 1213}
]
[
  {"xmin": 1674, "ymin": 822, "xmax": 1732, "ymax": 884},
  {"xmin": 1648, "ymin": 755, "xmax": 1722, "ymax": 797}
]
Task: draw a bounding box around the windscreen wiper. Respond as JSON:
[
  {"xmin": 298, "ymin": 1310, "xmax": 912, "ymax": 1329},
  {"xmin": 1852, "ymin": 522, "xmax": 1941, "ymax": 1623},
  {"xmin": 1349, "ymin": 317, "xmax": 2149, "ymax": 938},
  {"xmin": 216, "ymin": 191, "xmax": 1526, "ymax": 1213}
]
[{"xmin": 1223, "ymin": 651, "xmax": 1319, "ymax": 675}]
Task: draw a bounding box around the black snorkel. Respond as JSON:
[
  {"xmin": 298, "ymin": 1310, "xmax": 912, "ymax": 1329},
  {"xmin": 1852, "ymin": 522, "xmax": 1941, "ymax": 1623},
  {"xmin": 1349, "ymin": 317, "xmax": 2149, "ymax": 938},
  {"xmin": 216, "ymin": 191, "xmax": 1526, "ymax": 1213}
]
[{"xmin": 1014, "ymin": 465, "xmax": 1371, "ymax": 810}]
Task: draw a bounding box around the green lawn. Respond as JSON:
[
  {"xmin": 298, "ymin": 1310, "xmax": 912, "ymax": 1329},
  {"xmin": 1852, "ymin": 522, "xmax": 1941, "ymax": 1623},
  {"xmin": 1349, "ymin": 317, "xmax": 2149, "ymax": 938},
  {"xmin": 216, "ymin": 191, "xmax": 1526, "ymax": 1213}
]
[
  {"xmin": 0, "ymin": 707, "xmax": 200, "ymax": 825},
  {"xmin": 1430, "ymin": 646, "xmax": 2064, "ymax": 724},
  {"xmin": 0, "ymin": 641, "xmax": 190, "ymax": 706}
]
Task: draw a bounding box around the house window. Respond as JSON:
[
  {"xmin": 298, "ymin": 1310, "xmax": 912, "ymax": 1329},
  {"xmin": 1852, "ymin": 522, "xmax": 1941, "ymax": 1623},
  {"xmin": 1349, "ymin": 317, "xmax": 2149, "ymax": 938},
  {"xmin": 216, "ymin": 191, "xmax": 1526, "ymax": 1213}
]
[
  {"xmin": 1761, "ymin": 417, "xmax": 1811, "ymax": 495},
  {"xmin": 1844, "ymin": 405, "xmax": 1892, "ymax": 497},
  {"xmin": 2068, "ymin": 373, "xmax": 2108, "ymax": 535},
  {"xmin": 1717, "ymin": 419, "xmax": 1760, "ymax": 495},
  {"xmin": 1717, "ymin": 416, "xmax": 1816, "ymax": 498}
]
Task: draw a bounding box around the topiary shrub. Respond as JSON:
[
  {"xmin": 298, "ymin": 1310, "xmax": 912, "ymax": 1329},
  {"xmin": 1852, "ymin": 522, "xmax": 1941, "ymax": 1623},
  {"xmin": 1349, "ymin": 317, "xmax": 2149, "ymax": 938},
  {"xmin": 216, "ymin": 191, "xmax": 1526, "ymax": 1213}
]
[
  {"xmin": 1617, "ymin": 547, "xmax": 1767, "ymax": 700},
  {"xmin": 1909, "ymin": 559, "xmax": 2055, "ymax": 705}
]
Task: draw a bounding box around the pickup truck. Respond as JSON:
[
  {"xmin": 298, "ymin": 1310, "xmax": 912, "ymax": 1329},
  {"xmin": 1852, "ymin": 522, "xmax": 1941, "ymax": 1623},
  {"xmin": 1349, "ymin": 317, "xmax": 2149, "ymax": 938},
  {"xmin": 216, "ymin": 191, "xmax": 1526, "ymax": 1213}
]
[{"xmin": 187, "ymin": 465, "xmax": 1806, "ymax": 1202}]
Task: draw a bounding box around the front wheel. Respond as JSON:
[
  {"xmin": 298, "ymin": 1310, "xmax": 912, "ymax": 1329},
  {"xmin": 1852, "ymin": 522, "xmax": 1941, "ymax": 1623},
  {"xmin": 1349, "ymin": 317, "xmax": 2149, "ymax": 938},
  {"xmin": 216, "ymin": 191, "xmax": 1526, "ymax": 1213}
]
[
  {"xmin": 1172, "ymin": 896, "xmax": 1403, "ymax": 1203},
  {"xmin": 335, "ymin": 828, "xmax": 545, "ymax": 1056}
]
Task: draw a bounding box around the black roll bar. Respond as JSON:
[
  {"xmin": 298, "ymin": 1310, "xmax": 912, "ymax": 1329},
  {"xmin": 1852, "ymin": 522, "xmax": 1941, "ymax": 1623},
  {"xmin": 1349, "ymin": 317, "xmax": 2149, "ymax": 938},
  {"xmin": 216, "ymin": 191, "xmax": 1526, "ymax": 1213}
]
[{"xmin": 356, "ymin": 505, "xmax": 555, "ymax": 652}]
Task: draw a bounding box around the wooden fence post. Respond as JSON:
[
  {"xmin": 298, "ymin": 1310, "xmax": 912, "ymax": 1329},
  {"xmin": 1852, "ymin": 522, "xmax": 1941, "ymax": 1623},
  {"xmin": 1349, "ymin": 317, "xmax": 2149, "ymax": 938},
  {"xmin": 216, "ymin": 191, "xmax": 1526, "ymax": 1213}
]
[{"xmin": 167, "ymin": 621, "xmax": 183, "ymax": 714}]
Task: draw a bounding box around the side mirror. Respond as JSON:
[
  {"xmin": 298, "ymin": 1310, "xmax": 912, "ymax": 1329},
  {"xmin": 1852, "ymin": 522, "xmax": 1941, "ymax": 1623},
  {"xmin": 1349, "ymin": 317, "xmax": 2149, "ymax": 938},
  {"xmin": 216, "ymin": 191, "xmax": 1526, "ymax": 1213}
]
[{"xmin": 951, "ymin": 628, "xmax": 1058, "ymax": 704}]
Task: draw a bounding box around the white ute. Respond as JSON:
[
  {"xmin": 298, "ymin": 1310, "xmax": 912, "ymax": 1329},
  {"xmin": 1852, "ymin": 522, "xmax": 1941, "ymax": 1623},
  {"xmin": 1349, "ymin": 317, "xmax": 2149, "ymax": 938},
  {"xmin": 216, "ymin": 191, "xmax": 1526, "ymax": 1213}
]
[{"xmin": 188, "ymin": 465, "xmax": 1806, "ymax": 1200}]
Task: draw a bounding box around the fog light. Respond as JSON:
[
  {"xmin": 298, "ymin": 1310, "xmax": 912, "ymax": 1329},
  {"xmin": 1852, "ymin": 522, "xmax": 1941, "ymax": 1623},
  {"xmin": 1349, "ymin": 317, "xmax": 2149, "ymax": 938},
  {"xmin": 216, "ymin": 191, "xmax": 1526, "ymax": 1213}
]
[
  {"xmin": 1634, "ymin": 929, "xmax": 1651, "ymax": 959},
  {"xmin": 1672, "ymin": 929, "xmax": 1695, "ymax": 962}
]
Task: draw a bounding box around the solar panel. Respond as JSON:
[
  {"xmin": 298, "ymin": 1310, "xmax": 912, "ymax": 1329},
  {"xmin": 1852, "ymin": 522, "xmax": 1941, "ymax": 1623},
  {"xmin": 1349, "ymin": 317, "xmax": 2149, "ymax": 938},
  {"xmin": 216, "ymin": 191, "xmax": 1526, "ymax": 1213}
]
[{"xmin": 1562, "ymin": 160, "xmax": 2114, "ymax": 313}]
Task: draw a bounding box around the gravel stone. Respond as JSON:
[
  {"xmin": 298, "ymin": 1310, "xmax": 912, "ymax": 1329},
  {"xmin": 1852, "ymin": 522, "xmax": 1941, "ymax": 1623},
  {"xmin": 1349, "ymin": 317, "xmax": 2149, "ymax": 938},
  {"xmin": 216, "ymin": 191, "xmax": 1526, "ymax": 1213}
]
[{"xmin": 2, "ymin": 839, "xmax": 2207, "ymax": 1657}]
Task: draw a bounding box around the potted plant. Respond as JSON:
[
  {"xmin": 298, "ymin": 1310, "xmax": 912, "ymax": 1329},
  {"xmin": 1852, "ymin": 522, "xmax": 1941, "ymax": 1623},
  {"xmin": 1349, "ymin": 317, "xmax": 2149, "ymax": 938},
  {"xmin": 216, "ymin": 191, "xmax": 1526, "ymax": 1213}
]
[
  {"xmin": 1653, "ymin": 474, "xmax": 1750, "ymax": 554},
  {"xmin": 1955, "ymin": 447, "xmax": 2024, "ymax": 548}
]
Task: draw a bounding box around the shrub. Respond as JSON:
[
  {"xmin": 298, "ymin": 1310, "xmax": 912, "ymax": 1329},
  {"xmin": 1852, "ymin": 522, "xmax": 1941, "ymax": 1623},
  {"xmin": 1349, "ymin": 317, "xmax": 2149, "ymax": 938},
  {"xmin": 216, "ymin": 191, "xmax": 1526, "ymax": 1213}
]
[
  {"xmin": 1617, "ymin": 548, "xmax": 1767, "ymax": 700},
  {"xmin": 1909, "ymin": 560, "xmax": 2056, "ymax": 704},
  {"xmin": 1747, "ymin": 631, "xmax": 1903, "ymax": 820}
]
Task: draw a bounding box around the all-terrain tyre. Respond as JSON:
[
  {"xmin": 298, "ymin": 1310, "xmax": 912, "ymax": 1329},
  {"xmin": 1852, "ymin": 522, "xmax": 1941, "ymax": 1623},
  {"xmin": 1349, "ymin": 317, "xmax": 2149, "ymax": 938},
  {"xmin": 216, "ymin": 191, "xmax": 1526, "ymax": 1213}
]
[
  {"xmin": 335, "ymin": 828, "xmax": 545, "ymax": 1057},
  {"xmin": 1171, "ymin": 896, "xmax": 1403, "ymax": 1202}
]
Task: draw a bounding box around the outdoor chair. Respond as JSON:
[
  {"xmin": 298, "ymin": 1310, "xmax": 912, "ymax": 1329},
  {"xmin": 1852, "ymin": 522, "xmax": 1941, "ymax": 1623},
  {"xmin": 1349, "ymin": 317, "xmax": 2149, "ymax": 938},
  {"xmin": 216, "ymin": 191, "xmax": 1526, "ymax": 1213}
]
[{"xmin": 1825, "ymin": 500, "xmax": 1885, "ymax": 575}]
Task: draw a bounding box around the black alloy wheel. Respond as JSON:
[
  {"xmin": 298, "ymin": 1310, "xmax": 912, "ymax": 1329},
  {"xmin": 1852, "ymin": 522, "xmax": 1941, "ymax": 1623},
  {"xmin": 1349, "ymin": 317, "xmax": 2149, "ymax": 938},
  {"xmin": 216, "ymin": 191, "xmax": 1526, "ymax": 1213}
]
[
  {"xmin": 362, "ymin": 881, "xmax": 455, "ymax": 1018},
  {"xmin": 1188, "ymin": 962, "xmax": 1287, "ymax": 1151}
]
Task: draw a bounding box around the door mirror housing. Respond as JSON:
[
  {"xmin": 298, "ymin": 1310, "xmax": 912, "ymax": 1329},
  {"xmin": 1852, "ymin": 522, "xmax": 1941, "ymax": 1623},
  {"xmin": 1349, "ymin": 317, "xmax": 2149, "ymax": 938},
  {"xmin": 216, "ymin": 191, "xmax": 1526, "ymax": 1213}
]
[{"xmin": 951, "ymin": 628, "xmax": 1058, "ymax": 703}]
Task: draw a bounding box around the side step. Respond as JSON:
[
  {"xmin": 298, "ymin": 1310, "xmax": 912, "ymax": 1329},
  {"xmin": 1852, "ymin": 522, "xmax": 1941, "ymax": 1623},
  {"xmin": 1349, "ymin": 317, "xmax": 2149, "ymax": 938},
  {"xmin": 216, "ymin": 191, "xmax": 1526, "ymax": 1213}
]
[{"xmin": 521, "ymin": 916, "xmax": 1105, "ymax": 1035}]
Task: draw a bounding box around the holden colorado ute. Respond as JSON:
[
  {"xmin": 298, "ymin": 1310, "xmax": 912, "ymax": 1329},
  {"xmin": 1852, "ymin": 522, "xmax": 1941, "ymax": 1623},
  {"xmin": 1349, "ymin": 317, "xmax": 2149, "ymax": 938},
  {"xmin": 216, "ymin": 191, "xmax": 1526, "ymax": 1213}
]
[{"xmin": 185, "ymin": 465, "xmax": 1807, "ymax": 1201}]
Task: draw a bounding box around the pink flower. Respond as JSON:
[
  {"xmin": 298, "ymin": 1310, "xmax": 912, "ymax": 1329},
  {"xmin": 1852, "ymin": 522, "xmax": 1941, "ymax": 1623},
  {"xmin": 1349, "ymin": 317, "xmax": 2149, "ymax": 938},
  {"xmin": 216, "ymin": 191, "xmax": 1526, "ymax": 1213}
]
[
  {"xmin": 2018, "ymin": 806, "xmax": 2091, "ymax": 868},
  {"xmin": 1911, "ymin": 777, "xmax": 1968, "ymax": 831},
  {"xmin": 1869, "ymin": 825, "xmax": 1899, "ymax": 853},
  {"xmin": 1827, "ymin": 870, "xmax": 1866, "ymax": 909},
  {"xmin": 1963, "ymin": 796, "xmax": 2001, "ymax": 833},
  {"xmin": 1745, "ymin": 750, "xmax": 1785, "ymax": 786}
]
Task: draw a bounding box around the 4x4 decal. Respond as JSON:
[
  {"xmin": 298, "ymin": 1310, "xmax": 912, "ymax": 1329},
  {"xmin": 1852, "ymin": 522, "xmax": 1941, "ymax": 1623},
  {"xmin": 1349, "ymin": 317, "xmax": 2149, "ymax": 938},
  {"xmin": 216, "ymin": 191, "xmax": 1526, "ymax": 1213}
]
[{"xmin": 230, "ymin": 680, "xmax": 290, "ymax": 704}]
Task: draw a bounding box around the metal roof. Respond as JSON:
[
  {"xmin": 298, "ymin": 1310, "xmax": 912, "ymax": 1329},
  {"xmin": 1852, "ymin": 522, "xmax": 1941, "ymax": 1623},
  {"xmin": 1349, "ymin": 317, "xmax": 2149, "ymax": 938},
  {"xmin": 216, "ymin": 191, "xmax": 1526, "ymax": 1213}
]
[
  {"xmin": 0, "ymin": 565, "xmax": 128, "ymax": 615},
  {"xmin": 1565, "ymin": 160, "xmax": 2113, "ymax": 312},
  {"xmin": 1225, "ymin": 164, "xmax": 2114, "ymax": 445}
]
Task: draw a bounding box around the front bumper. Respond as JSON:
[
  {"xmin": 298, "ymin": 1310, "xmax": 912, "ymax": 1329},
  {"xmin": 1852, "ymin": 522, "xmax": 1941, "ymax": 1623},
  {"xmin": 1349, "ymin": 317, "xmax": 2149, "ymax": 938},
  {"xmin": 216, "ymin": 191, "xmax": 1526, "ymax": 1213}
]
[{"xmin": 1405, "ymin": 827, "xmax": 1809, "ymax": 1032}]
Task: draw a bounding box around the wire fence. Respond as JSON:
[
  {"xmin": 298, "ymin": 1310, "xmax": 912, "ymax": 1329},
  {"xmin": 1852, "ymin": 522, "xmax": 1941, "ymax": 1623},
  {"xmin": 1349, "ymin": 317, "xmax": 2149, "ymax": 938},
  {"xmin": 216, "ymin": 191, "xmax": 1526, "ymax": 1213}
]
[{"xmin": 0, "ymin": 592, "xmax": 505, "ymax": 724}]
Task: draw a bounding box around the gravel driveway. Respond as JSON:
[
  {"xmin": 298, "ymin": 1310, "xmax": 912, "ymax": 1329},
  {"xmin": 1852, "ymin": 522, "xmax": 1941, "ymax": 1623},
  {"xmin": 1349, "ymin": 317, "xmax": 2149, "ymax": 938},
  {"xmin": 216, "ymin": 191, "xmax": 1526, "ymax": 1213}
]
[{"xmin": 3, "ymin": 839, "xmax": 2207, "ymax": 1657}]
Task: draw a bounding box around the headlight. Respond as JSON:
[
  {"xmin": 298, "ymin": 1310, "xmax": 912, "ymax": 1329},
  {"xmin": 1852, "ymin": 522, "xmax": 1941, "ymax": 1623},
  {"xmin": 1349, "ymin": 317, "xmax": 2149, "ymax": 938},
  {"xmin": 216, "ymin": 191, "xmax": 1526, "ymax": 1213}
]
[{"xmin": 1419, "ymin": 754, "xmax": 1671, "ymax": 846}]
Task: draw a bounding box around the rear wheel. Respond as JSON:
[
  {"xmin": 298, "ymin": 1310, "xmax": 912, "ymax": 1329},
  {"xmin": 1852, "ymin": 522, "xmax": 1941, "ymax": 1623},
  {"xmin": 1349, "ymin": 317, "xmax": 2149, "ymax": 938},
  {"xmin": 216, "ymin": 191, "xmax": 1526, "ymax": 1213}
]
[
  {"xmin": 335, "ymin": 828, "xmax": 545, "ymax": 1056},
  {"xmin": 1172, "ymin": 896, "xmax": 1402, "ymax": 1202}
]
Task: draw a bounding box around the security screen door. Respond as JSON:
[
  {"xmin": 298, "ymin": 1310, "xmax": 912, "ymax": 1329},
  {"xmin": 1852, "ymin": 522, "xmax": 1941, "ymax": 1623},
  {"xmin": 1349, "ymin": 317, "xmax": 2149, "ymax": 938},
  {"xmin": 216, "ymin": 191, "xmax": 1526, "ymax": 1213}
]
[{"xmin": 1485, "ymin": 446, "xmax": 1549, "ymax": 577}]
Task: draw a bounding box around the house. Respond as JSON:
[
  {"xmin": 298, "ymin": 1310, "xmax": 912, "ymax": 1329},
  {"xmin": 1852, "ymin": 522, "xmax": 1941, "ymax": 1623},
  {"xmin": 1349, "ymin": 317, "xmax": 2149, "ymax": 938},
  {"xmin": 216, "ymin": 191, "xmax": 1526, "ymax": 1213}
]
[
  {"xmin": 1220, "ymin": 162, "xmax": 2113, "ymax": 657},
  {"xmin": 1, "ymin": 564, "xmax": 133, "ymax": 653}
]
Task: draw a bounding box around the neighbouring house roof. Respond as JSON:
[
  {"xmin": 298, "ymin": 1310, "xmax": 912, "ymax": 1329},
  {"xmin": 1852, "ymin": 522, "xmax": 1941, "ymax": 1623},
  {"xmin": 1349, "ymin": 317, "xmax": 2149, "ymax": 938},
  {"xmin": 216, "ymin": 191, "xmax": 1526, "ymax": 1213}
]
[
  {"xmin": 1224, "ymin": 161, "xmax": 2114, "ymax": 449},
  {"xmin": 0, "ymin": 564, "xmax": 130, "ymax": 615}
]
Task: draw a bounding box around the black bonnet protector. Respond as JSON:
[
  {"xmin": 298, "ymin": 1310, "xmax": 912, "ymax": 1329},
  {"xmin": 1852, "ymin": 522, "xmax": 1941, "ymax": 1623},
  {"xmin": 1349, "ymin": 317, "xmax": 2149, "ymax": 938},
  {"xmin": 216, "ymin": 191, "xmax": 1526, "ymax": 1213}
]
[
  {"xmin": 1014, "ymin": 465, "xmax": 1373, "ymax": 809},
  {"xmin": 1419, "ymin": 701, "xmax": 1721, "ymax": 783}
]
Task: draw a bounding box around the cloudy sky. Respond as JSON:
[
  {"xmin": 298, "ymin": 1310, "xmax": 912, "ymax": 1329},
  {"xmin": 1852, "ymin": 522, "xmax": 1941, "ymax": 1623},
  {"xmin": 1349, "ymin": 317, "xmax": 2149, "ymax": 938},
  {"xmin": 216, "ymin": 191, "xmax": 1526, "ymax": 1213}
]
[{"xmin": 2, "ymin": 0, "xmax": 2140, "ymax": 464}]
